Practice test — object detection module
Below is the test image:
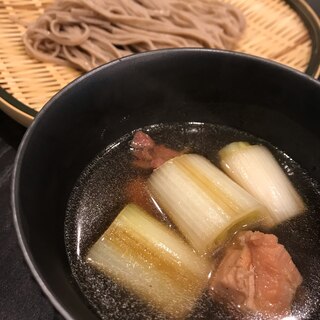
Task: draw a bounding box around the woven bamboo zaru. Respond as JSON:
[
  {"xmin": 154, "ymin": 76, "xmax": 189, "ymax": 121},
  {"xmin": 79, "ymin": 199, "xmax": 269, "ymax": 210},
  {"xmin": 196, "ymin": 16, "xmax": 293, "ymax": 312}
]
[{"xmin": 0, "ymin": 0, "xmax": 316, "ymax": 119}]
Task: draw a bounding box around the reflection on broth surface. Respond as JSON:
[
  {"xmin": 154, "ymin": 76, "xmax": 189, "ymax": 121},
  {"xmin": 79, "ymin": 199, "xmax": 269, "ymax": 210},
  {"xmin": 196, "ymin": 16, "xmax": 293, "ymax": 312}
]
[{"xmin": 65, "ymin": 123, "xmax": 320, "ymax": 320}]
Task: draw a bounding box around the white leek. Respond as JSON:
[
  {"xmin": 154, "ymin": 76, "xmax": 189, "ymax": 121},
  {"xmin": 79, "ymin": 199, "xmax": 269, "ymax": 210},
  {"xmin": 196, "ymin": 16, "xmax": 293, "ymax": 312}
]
[
  {"xmin": 148, "ymin": 154, "xmax": 268, "ymax": 255},
  {"xmin": 219, "ymin": 142, "xmax": 305, "ymax": 224},
  {"xmin": 86, "ymin": 203, "xmax": 210, "ymax": 318}
]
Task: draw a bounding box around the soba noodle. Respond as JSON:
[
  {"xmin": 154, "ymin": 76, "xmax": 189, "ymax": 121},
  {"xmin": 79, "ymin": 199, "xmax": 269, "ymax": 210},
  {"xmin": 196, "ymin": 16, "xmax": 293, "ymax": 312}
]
[{"xmin": 23, "ymin": 0, "xmax": 245, "ymax": 71}]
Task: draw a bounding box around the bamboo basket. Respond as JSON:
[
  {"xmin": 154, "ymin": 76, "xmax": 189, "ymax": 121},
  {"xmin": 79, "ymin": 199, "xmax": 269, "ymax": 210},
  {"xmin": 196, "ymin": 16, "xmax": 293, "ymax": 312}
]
[{"xmin": 0, "ymin": 0, "xmax": 319, "ymax": 126}]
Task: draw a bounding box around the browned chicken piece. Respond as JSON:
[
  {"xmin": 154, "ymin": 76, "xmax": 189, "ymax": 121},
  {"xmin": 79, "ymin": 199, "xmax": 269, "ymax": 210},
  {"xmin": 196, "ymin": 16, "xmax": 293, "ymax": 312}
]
[
  {"xmin": 125, "ymin": 177, "xmax": 159, "ymax": 217},
  {"xmin": 130, "ymin": 131, "xmax": 181, "ymax": 169},
  {"xmin": 209, "ymin": 231, "xmax": 302, "ymax": 317}
]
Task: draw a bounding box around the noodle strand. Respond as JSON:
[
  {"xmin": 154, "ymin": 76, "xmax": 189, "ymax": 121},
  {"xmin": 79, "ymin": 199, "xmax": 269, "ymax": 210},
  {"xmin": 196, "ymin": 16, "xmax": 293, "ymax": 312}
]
[{"xmin": 23, "ymin": 0, "xmax": 245, "ymax": 71}]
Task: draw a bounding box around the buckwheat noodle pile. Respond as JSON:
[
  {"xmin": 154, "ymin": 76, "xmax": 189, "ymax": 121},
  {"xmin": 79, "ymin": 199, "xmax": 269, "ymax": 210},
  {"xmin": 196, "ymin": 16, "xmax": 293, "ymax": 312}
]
[{"xmin": 23, "ymin": 0, "xmax": 245, "ymax": 72}]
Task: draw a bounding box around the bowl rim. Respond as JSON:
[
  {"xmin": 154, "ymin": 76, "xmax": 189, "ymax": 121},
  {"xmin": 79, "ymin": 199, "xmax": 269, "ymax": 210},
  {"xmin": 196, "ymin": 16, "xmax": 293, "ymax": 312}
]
[{"xmin": 11, "ymin": 48, "xmax": 320, "ymax": 320}]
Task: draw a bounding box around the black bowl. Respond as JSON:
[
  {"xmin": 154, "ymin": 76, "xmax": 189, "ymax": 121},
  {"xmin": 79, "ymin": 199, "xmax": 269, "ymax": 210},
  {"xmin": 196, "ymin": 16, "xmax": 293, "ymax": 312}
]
[{"xmin": 12, "ymin": 49, "xmax": 320, "ymax": 320}]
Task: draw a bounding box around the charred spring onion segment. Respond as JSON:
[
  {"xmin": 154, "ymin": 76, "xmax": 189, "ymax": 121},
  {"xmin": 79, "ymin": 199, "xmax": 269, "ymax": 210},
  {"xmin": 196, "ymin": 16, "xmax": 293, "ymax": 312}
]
[
  {"xmin": 86, "ymin": 203, "xmax": 211, "ymax": 318},
  {"xmin": 148, "ymin": 154, "xmax": 268, "ymax": 255},
  {"xmin": 219, "ymin": 142, "xmax": 305, "ymax": 225}
]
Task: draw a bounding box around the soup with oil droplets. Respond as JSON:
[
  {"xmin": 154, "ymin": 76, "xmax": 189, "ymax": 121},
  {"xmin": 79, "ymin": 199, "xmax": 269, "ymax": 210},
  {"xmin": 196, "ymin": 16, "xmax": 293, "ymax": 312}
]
[{"xmin": 65, "ymin": 122, "xmax": 320, "ymax": 320}]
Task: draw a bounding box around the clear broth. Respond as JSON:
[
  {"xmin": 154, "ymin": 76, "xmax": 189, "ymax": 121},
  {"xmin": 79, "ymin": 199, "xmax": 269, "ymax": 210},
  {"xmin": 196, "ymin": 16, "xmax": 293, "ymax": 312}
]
[{"xmin": 65, "ymin": 122, "xmax": 320, "ymax": 320}]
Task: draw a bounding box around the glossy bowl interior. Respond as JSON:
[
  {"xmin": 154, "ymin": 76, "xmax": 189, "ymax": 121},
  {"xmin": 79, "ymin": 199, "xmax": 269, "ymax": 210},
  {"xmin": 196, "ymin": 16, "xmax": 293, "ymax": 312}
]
[{"xmin": 13, "ymin": 49, "xmax": 320, "ymax": 320}]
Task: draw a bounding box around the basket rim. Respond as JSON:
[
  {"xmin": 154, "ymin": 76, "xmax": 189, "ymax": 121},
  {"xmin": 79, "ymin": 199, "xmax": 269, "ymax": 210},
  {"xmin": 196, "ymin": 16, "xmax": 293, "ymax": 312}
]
[
  {"xmin": 287, "ymin": 0, "xmax": 320, "ymax": 78},
  {"xmin": 0, "ymin": 0, "xmax": 319, "ymax": 123}
]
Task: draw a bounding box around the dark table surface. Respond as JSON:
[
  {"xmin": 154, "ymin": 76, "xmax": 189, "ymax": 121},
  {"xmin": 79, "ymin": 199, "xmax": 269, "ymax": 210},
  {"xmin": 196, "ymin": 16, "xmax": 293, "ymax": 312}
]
[{"xmin": 1, "ymin": 2, "xmax": 320, "ymax": 319}]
